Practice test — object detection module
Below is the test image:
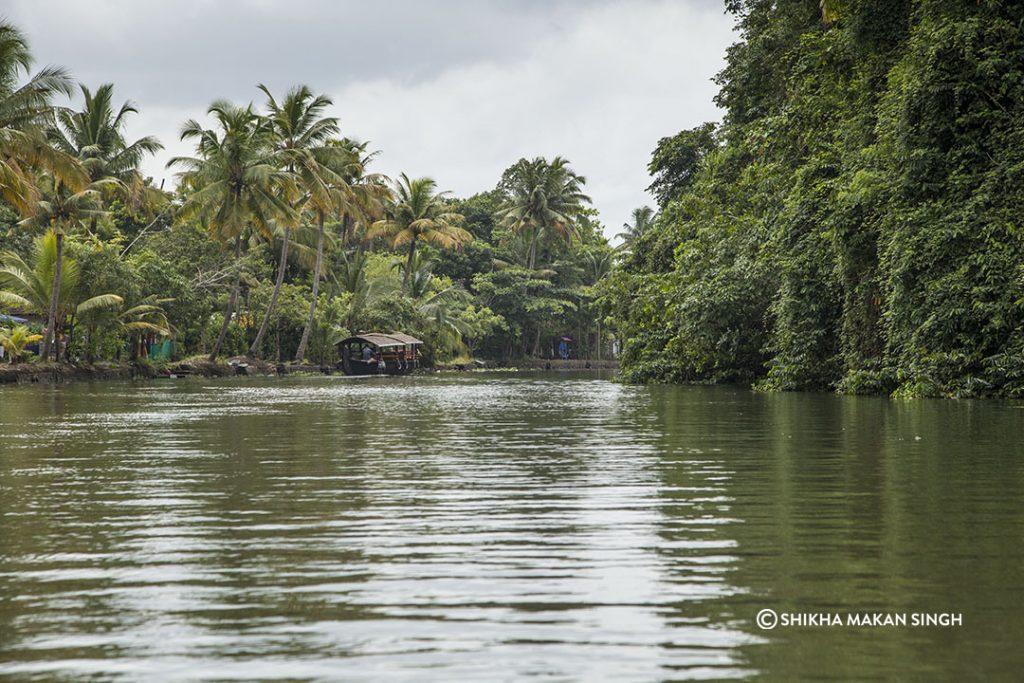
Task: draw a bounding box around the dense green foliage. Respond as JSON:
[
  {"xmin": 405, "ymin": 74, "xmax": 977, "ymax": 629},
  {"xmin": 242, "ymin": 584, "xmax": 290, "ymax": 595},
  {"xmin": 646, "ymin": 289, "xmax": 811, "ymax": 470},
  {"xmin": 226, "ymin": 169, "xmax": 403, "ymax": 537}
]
[
  {"xmin": 606, "ymin": 0, "xmax": 1024, "ymax": 398},
  {"xmin": 0, "ymin": 20, "xmax": 610, "ymax": 368}
]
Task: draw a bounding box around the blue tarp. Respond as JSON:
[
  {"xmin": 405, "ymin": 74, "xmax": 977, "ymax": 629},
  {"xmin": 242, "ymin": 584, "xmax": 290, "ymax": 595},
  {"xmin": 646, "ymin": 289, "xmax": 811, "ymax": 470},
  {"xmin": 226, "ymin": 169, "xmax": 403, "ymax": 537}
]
[{"xmin": 0, "ymin": 313, "xmax": 28, "ymax": 324}]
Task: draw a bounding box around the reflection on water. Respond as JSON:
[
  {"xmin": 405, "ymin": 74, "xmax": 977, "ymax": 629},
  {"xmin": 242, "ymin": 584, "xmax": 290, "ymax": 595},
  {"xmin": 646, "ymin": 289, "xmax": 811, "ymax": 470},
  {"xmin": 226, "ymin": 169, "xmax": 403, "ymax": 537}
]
[{"xmin": 1, "ymin": 373, "xmax": 1022, "ymax": 681}]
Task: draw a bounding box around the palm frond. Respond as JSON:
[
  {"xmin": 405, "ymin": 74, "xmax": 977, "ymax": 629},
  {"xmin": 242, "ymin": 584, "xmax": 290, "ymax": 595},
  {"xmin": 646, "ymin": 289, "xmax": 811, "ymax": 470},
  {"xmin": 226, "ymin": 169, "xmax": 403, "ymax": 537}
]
[{"xmin": 77, "ymin": 293, "xmax": 123, "ymax": 314}]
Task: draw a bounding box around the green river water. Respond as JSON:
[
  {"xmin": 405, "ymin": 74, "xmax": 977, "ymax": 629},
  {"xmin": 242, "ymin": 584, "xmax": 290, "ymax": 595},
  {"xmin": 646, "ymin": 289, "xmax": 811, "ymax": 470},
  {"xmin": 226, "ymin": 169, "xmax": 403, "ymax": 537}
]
[{"xmin": 1, "ymin": 372, "xmax": 1022, "ymax": 681}]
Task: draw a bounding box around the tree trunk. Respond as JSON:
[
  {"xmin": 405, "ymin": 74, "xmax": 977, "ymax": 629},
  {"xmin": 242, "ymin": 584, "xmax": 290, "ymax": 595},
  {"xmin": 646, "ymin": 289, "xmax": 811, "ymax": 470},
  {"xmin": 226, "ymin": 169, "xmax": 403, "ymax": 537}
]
[
  {"xmin": 342, "ymin": 213, "xmax": 352, "ymax": 245},
  {"xmin": 527, "ymin": 229, "xmax": 537, "ymax": 271},
  {"xmin": 295, "ymin": 211, "xmax": 326, "ymax": 362},
  {"xmin": 209, "ymin": 236, "xmax": 242, "ymax": 361},
  {"xmin": 275, "ymin": 316, "xmax": 281, "ymax": 362},
  {"xmin": 42, "ymin": 231, "xmax": 64, "ymax": 362},
  {"xmin": 401, "ymin": 236, "xmax": 417, "ymax": 295},
  {"xmin": 250, "ymin": 228, "xmax": 290, "ymax": 356}
]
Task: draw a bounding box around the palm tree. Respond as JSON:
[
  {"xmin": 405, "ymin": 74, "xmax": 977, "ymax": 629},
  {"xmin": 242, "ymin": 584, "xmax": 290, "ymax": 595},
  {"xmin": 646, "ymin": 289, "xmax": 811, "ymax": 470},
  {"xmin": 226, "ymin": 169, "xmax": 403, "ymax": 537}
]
[
  {"xmin": 49, "ymin": 82, "xmax": 164, "ymax": 228},
  {"xmin": 498, "ymin": 156, "xmax": 590, "ymax": 271},
  {"xmin": 0, "ymin": 324, "xmax": 43, "ymax": 363},
  {"xmin": 333, "ymin": 138, "xmax": 389, "ymax": 245},
  {"xmin": 582, "ymin": 249, "xmax": 614, "ymax": 286},
  {"xmin": 0, "ymin": 21, "xmax": 86, "ymax": 215},
  {"xmin": 0, "ymin": 231, "xmax": 122, "ymax": 360},
  {"xmin": 1, "ymin": 21, "xmax": 89, "ymax": 360},
  {"xmin": 118, "ymin": 295, "xmax": 172, "ymax": 360},
  {"xmin": 416, "ymin": 282, "xmax": 472, "ymax": 338},
  {"xmin": 615, "ymin": 206, "xmax": 655, "ymax": 252},
  {"xmin": 369, "ymin": 174, "xmax": 471, "ymax": 295},
  {"xmin": 335, "ymin": 247, "xmax": 369, "ymax": 298},
  {"xmin": 249, "ymin": 84, "xmax": 346, "ymax": 359},
  {"xmin": 294, "ymin": 136, "xmax": 371, "ymax": 362},
  {"xmin": 293, "ymin": 136, "xmax": 389, "ymax": 360},
  {"xmin": 392, "ymin": 250, "xmax": 439, "ymax": 299},
  {"xmin": 169, "ymin": 100, "xmax": 296, "ymax": 360},
  {"xmin": 21, "ymin": 174, "xmax": 115, "ymax": 359},
  {"xmin": 332, "ymin": 247, "xmax": 370, "ymax": 330}
]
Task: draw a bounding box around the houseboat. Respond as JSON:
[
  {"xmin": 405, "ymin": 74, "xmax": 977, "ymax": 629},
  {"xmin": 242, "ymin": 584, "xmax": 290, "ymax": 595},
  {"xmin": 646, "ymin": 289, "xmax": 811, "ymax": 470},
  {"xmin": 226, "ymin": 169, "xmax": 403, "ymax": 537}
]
[{"xmin": 337, "ymin": 332, "xmax": 423, "ymax": 376}]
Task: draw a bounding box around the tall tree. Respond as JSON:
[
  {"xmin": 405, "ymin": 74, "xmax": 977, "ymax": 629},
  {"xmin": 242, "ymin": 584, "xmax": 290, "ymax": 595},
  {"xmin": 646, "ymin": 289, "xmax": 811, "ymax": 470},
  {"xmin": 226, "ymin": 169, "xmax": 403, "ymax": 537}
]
[
  {"xmin": 0, "ymin": 21, "xmax": 85, "ymax": 215},
  {"xmin": 22, "ymin": 174, "xmax": 114, "ymax": 359},
  {"xmin": 646, "ymin": 123, "xmax": 717, "ymax": 209},
  {"xmin": 50, "ymin": 82, "xmax": 164, "ymax": 227},
  {"xmin": 333, "ymin": 138, "xmax": 387, "ymax": 246},
  {"xmin": 295, "ymin": 138, "xmax": 386, "ymax": 361},
  {"xmin": 498, "ymin": 157, "xmax": 590, "ymax": 271},
  {"xmin": 169, "ymin": 100, "xmax": 295, "ymax": 360},
  {"xmin": 369, "ymin": 174, "xmax": 471, "ymax": 295},
  {"xmin": 0, "ymin": 21, "xmax": 88, "ymax": 359},
  {"xmin": 250, "ymin": 84, "xmax": 344, "ymax": 357},
  {"xmin": 615, "ymin": 206, "xmax": 655, "ymax": 252}
]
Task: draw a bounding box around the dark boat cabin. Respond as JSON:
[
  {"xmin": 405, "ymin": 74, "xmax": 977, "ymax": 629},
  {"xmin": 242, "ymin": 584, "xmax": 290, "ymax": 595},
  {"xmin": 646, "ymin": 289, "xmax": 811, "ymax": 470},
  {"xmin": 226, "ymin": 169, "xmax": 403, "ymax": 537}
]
[{"xmin": 337, "ymin": 332, "xmax": 424, "ymax": 375}]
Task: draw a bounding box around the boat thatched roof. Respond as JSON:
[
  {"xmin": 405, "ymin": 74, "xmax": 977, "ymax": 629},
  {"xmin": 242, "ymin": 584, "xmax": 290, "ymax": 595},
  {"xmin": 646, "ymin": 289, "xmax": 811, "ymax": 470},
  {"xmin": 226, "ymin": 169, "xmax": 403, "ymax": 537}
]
[{"xmin": 338, "ymin": 332, "xmax": 424, "ymax": 348}]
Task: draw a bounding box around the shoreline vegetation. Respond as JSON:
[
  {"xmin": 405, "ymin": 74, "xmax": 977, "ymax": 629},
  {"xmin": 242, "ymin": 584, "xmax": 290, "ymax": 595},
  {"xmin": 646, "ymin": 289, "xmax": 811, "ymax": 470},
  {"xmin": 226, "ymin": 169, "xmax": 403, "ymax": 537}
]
[
  {"xmin": 5, "ymin": 2, "xmax": 1024, "ymax": 400},
  {"xmin": 0, "ymin": 20, "xmax": 613, "ymax": 383},
  {"xmin": 605, "ymin": 1, "xmax": 1024, "ymax": 400}
]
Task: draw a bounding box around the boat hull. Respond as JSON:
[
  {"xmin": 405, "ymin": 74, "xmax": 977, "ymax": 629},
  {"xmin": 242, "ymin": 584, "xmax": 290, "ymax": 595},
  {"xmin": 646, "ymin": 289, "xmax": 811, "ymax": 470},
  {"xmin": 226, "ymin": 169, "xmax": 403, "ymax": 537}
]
[{"xmin": 340, "ymin": 358, "xmax": 418, "ymax": 376}]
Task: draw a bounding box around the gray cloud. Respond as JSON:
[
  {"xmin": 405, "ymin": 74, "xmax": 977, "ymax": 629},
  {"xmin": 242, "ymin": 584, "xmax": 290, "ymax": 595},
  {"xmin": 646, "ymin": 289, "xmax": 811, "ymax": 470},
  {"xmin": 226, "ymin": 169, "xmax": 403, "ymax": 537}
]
[{"xmin": 5, "ymin": 0, "xmax": 736, "ymax": 238}]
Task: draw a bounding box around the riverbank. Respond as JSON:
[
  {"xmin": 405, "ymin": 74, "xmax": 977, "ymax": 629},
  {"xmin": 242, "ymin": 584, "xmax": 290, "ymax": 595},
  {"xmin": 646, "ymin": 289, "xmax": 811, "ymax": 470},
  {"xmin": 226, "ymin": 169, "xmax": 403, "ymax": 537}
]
[
  {"xmin": 0, "ymin": 358, "xmax": 620, "ymax": 385},
  {"xmin": 435, "ymin": 359, "xmax": 620, "ymax": 372},
  {"xmin": 0, "ymin": 361, "xmax": 154, "ymax": 384},
  {"xmin": 513, "ymin": 359, "xmax": 619, "ymax": 371},
  {"xmin": 0, "ymin": 357, "xmax": 331, "ymax": 385}
]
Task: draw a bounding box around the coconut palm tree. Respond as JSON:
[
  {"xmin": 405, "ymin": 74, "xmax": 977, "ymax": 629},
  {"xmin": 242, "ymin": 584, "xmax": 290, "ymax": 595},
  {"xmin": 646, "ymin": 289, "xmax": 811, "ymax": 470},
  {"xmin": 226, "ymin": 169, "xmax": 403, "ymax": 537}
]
[
  {"xmin": 21, "ymin": 174, "xmax": 116, "ymax": 359},
  {"xmin": 615, "ymin": 206, "xmax": 655, "ymax": 252},
  {"xmin": 250, "ymin": 84, "xmax": 348, "ymax": 358},
  {"xmin": 498, "ymin": 156, "xmax": 590, "ymax": 271},
  {"xmin": 369, "ymin": 174, "xmax": 471, "ymax": 295},
  {"xmin": 169, "ymin": 100, "xmax": 296, "ymax": 360},
  {"xmin": 0, "ymin": 231, "xmax": 122, "ymax": 360},
  {"xmin": 335, "ymin": 247, "xmax": 369, "ymax": 298},
  {"xmin": 293, "ymin": 137, "xmax": 390, "ymax": 360},
  {"xmin": 118, "ymin": 295, "xmax": 172, "ymax": 360},
  {"xmin": 392, "ymin": 250, "xmax": 439, "ymax": 300},
  {"xmin": 417, "ymin": 283, "xmax": 472, "ymax": 336},
  {"xmin": 0, "ymin": 21, "xmax": 86, "ymax": 215},
  {"xmin": 49, "ymin": 83, "xmax": 163, "ymax": 226},
  {"xmin": 1, "ymin": 21, "xmax": 89, "ymax": 359},
  {"xmin": 294, "ymin": 137, "xmax": 371, "ymax": 362},
  {"xmin": 333, "ymin": 138, "xmax": 389, "ymax": 245}
]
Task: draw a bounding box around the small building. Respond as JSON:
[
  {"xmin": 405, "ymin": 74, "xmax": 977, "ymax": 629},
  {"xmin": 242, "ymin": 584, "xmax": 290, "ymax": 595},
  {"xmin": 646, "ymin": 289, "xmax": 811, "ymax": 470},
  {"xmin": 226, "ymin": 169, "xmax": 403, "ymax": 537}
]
[{"xmin": 337, "ymin": 332, "xmax": 423, "ymax": 375}]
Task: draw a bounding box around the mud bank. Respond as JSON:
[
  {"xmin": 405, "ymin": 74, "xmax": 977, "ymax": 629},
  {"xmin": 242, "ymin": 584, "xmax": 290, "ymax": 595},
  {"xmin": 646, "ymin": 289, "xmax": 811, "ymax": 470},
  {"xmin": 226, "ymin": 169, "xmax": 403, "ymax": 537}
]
[{"xmin": 0, "ymin": 357, "xmax": 335, "ymax": 385}]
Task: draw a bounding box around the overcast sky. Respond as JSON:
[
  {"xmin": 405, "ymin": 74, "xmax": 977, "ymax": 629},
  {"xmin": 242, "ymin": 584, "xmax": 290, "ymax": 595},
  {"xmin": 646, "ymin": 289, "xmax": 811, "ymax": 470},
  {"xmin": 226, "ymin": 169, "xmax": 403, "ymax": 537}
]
[{"xmin": 6, "ymin": 0, "xmax": 735, "ymax": 240}]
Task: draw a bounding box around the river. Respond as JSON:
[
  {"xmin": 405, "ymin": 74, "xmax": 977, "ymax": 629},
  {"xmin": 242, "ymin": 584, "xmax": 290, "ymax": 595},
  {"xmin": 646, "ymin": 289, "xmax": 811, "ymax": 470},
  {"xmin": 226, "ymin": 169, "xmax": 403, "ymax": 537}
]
[{"xmin": 1, "ymin": 373, "xmax": 1022, "ymax": 681}]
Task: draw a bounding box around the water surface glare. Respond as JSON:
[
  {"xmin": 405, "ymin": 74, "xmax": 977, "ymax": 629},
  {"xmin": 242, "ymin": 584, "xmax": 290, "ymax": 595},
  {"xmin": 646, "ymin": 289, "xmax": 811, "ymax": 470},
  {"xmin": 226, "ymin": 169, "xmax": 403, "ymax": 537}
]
[{"xmin": 1, "ymin": 373, "xmax": 1023, "ymax": 681}]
